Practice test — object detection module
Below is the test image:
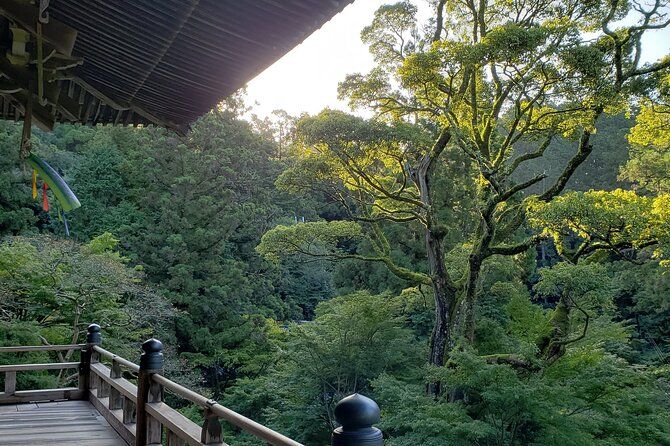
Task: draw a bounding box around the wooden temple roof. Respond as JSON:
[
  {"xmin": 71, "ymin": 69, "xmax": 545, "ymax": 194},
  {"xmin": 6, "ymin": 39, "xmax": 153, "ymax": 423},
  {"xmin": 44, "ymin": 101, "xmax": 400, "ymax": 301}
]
[{"xmin": 0, "ymin": 0, "xmax": 352, "ymax": 132}]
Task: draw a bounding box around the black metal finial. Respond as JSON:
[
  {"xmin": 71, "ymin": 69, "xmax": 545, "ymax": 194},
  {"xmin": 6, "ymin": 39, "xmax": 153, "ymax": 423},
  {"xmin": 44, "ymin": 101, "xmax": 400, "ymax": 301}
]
[
  {"xmin": 332, "ymin": 393, "xmax": 383, "ymax": 446},
  {"xmin": 139, "ymin": 338, "xmax": 164, "ymax": 371},
  {"xmin": 86, "ymin": 323, "xmax": 101, "ymax": 345}
]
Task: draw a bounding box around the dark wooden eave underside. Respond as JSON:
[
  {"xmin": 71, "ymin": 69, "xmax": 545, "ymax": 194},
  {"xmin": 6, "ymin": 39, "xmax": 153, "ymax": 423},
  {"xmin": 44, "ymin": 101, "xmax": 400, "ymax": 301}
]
[{"xmin": 0, "ymin": 0, "xmax": 352, "ymax": 131}]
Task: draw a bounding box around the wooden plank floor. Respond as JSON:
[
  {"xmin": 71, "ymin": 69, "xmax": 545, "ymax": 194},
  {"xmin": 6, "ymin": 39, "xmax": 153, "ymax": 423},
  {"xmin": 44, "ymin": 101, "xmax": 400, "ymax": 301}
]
[{"xmin": 0, "ymin": 400, "xmax": 128, "ymax": 445}]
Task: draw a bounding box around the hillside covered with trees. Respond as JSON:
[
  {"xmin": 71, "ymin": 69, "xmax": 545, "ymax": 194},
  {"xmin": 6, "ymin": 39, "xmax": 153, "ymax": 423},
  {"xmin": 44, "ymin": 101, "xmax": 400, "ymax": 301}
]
[{"xmin": 1, "ymin": 1, "xmax": 670, "ymax": 445}]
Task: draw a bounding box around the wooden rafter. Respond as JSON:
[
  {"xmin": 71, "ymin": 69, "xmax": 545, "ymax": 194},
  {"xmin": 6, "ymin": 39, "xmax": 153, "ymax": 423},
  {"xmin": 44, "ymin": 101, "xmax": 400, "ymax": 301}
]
[{"xmin": 0, "ymin": 0, "xmax": 353, "ymax": 130}]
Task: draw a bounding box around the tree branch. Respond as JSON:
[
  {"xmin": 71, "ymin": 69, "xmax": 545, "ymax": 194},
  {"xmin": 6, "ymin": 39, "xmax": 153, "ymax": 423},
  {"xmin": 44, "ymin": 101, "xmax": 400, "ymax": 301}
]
[
  {"xmin": 556, "ymin": 296, "xmax": 590, "ymax": 346},
  {"xmin": 432, "ymin": 0, "xmax": 447, "ymax": 42},
  {"xmin": 497, "ymin": 173, "xmax": 547, "ymax": 202},
  {"xmin": 538, "ymin": 109, "xmax": 602, "ymax": 202},
  {"xmin": 483, "ymin": 354, "xmax": 540, "ymax": 371},
  {"xmin": 489, "ymin": 235, "xmax": 543, "ymax": 256},
  {"xmin": 506, "ymin": 135, "xmax": 553, "ymax": 176},
  {"xmin": 285, "ymin": 241, "xmax": 432, "ymax": 285}
]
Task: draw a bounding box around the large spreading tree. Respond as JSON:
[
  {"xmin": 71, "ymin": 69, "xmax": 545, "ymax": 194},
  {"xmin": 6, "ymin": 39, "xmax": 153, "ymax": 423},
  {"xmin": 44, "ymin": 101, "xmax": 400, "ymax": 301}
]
[{"xmin": 258, "ymin": 0, "xmax": 670, "ymax": 393}]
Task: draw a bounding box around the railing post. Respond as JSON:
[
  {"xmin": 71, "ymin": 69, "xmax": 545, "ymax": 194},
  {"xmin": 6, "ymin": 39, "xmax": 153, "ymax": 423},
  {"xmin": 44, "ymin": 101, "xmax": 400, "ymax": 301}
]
[
  {"xmin": 331, "ymin": 393, "xmax": 384, "ymax": 446},
  {"xmin": 79, "ymin": 323, "xmax": 100, "ymax": 395},
  {"xmin": 201, "ymin": 403, "xmax": 223, "ymax": 445},
  {"xmin": 123, "ymin": 391, "xmax": 137, "ymax": 425},
  {"xmin": 136, "ymin": 338, "xmax": 164, "ymax": 446},
  {"xmin": 4, "ymin": 371, "xmax": 16, "ymax": 396},
  {"xmin": 109, "ymin": 358, "xmax": 124, "ymax": 410}
]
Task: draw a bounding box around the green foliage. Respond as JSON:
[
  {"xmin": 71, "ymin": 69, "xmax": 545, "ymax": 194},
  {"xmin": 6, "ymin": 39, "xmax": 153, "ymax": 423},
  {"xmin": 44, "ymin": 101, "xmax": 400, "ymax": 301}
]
[
  {"xmin": 534, "ymin": 263, "xmax": 612, "ymax": 304},
  {"xmin": 223, "ymin": 291, "xmax": 422, "ymax": 445},
  {"xmin": 374, "ymin": 346, "xmax": 670, "ymax": 446},
  {"xmin": 611, "ymin": 260, "xmax": 670, "ymax": 364},
  {"xmin": 481, "ymin": 23, "xmax": 548, "ymax": 62},
  {"xmin": 0, "ymin": 234, "xmax": 134, "ymax": 332},
  {"xmin": 66, "ymin": 134, "xmax": 137, "ymax": 239},
  {"xmin": 257, "ymin": 221, "xmax": 363, "ymax": 261},
  {"xmin": 0, "ymin": 233, "xmax": 173, "ymax": 360},
  {"xmin": 373, "ymin": 294, "xmax": 670, "ymax": 446},
  {"xmin": 528, "ymin": 189, "xmax": 669, "ymax": 262},
  {"xmin": 504, "ymin": 284, "xmax": 551, "ymax": 347},
  {"xmin": 620, "ymin": 100, "xmax": 670, "ymax": 194},
  {"xmin": 361, "ymin": 1, "xmax": 418, "ymax": 67},
  {"xmin": 0, "ymin": 105, "xmax": 339, "ymax": 395},
  {"xmin": 0, "ymin": 122, "xmax": 37, "ymax": 234}
]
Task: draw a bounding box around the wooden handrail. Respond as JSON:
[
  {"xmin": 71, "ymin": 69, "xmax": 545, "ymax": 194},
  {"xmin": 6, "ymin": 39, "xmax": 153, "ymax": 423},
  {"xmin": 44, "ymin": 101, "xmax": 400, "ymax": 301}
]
[
  {"xmin": 0, "ymin": 362, "xmax": 79, "ymax": 372},
  {"xmin": 0, "ymin": 345, "xmax": 85, "ymax": 404},
  {"xmin": 152, "ymin": 373, "xmax": 303, "ymax": 446},
  {"xmin": 93, "ymin": 345, "xmax": 140, "ymax": 372},
  {"xmin": 0, "ymin": 343, "xmax": 84, "ymax": 352},
  {"xmin": 82, "ymin": 336, "xmax": 303, "ymax": 446},
  {"xmin": 0, "ymin": 325, "xmax": 346, "ymax": 446}
]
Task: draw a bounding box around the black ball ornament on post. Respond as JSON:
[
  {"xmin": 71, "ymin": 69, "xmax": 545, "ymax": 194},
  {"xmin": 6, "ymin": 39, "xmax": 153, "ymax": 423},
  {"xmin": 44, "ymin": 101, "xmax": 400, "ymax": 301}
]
[
  {"xmin": 139, "ymin": 338, "xmax": 164, "ymax": 371},
  {"xmin": 331, "ymin": 393, "xmax": 384, "ymax": 446},
  {"xmin": 86, "ymin": 323, "xmax": 101, "ymax": 345}
]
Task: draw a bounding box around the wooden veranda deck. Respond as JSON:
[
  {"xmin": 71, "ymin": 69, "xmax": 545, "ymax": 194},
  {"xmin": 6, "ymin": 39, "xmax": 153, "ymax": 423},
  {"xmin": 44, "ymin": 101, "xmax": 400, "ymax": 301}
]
[
  {"xmin": 0, "ymin": 400, "xmax": 127, "ymax": 445},
  {"xmin": 0, "ymin": 325, "xmax": 382, "ymax": 446},
  {"xmin": 0, "ymin": 325, "xmax": 304, "ymax": 446}
]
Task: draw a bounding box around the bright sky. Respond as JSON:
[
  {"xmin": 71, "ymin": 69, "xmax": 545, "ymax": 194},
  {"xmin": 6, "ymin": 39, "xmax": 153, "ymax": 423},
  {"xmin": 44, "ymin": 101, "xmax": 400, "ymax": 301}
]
[
  {"xmin": 245, "ymin": 0, "xmax": 670, "ymax": 119},
  {"xmin": 245, "ymin": 0, "xmax": 384, "ymax": 118}
]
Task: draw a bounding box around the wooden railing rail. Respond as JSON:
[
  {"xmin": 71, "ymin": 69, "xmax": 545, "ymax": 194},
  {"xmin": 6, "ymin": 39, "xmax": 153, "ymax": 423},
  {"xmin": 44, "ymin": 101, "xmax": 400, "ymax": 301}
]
[
  {"xmin": 0, "ymin": 324, "xmax": 385, "ymax": 446},
  {"xmin": 0, "ymin": 343, "xmax": 85, "ymax": 404},
  {"xmin": 93, "ymin": 345, "xmax": 140, "ymax": 372},
  {"xmin": 0, "ymin": 343, "xmax": 84, "ymax": 353},
  {"xmin": 0, "ymin": 362, "xmax": 80, "ymax": 371},
  {"xmin": 151, "ymin": 373, "xmax": 302, "ymax": 446},
  {"xmin": 84, "ymin": 325, "xmax": 305, "ymax": 446}
]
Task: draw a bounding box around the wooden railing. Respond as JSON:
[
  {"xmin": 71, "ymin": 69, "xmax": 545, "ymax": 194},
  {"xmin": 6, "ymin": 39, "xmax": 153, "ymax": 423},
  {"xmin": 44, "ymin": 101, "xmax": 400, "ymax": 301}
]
[
  {"xmin": 0, "ymin": 343, "xmax": 85, "ymax": 404},
  {"xmin": 84, "ymin": 324, "xmax": 305, "ymax": 446},
  {"xmin": 0, "ymin": 324, "xmax": 385, "ymax": 446}
]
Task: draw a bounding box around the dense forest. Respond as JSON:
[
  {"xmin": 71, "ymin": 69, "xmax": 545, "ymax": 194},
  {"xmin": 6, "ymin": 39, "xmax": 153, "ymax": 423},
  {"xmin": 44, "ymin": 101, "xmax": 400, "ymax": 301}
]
[{"xmin": 1, "ymin": 1, "xmax": 670, "ymax": 445}]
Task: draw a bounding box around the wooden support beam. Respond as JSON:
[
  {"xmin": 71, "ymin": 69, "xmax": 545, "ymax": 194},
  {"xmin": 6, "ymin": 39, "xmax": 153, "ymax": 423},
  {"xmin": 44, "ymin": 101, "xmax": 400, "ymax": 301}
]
[
  {"xmin": 136, "ymin": 339, "xmax": 164, "ymax": 446},
  {"xmin": 7, "ymin": 89, "xmax": 54, "ymax": 130},
  {"xmin": 0, "ymin": 53, "xmax": 39, "ymax": 86},
  {"xmin": 0, "ymin": 80, "xmax": 21, "ymax": 93},
  {"xmin": 69, "ymin": 75, "xmax": 174, "ymax": 129},
  {"xmin": 109, "ymin": 360, "xmax": 125, "ymax": 410},
  {"xmin": 0, "ymin": 0, "xmax": 78, "ymax": 56},
  {"xmin": 201, "ymin": 408, "xmax": 223, "ymax": 445},
  {"xmin": 20, "ymin": 82, "xmax": 31, "ymax": 155},
  {"xmin": 90, "ymin": 362, "xmax": 137, "ymax": 401},
  {"xmin": 0, "ymin": 57, "xmax": 81, "ymax": 126},
  {"xmin": 123, "ymin": 396, "xmax": 136, "ymax": 425},
  {"xmin": 145, "ymin": 403, "xmax": 204, "ymax": 446},
  {"xmin": 146, "ymin": 380, "xmax": 164, "ymax": 444},
  {"xmin": 55, "ymin": 90, "xmax": 81, "ymax": 121},
  {"xmin": 42, "ymin": 53, "xmax": 83, "ymax": 71}
]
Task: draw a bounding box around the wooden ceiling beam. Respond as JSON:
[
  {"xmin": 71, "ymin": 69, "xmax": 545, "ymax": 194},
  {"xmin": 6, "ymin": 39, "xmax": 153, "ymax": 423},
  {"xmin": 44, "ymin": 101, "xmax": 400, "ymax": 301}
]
[
  {"xmin": 0, "ymin": 0, "xmax": 78, "ymax": 56},
  {"xmin": 53, "ymin": 87, "xmax": 80, "ymax": 121},
  {"xmin": 6, "ymin": 89, "xmax": 54, "ymax": 130},
  {"xmin": 0, "ymin": 56, "xmax": 81, "ymax": 124},
  {"xmin": 70, "ymin": 76, "xmax": 171, "ymax": 128}
]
